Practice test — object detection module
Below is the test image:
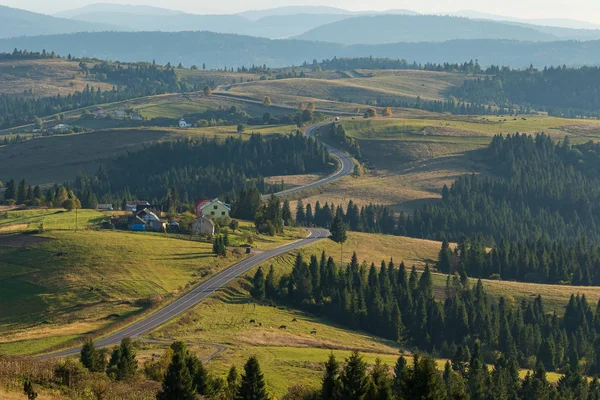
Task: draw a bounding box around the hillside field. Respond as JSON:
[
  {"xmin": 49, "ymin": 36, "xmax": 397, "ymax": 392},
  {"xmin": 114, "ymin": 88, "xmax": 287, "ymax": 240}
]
[
  {"xmin": 0, "ymin": 124, "xmax": 298, "ymax": 186},
  {"xmin": 0, "ymin": 209, "xmax": 306, "ymax": 355},
  {"xmin": 142, "ymin": 232, "xmax": 569, "ymax": 397},
  {"xmin": 0, "ymin": 58, "xmax": 114, "ymax": 98},
  {"xmin": 293, "ymin": 115, "xmax": 600, "ymax": 212}
]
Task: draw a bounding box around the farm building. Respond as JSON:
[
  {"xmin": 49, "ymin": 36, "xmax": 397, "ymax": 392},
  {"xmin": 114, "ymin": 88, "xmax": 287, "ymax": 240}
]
[
  {"xmin": 51, "ymin": 124, "xmax": 71, "ymax": 134},
  {"xmin": 192, "ymin": 215, "xmax": 215, "ymax": 236},
  {"xmin": 179, "ymin": 118, "xmax": 192, "ymax": 128},
  {"xmin": 96, "ymin": 204, "xmax": 113, "ymax": 211},
  {"xmin": 132, "ymin": 208, "xmax": 166, "ymax": 232},
  {"xmin": 124, "ymin": 201, "xmax": 151, "ymax": 212},
  {"xmin": 196, "ymin": 198, "xmax": 231, "ymax": 219}
]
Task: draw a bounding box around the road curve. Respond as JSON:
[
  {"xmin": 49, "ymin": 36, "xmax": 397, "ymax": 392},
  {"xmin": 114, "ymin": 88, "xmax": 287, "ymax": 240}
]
[
  {"xmin": 41, "ymin": 228, "xmax": 330, "ymax": 358},
  {"xmin": 261, "ymin": 122, "xmax": 355, "ymax": 200}
]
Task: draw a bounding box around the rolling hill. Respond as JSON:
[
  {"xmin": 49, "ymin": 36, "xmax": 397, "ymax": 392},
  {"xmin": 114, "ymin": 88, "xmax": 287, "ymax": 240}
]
[
  {"xmin": 4, "ymin": 31, "xmax": 600, "ymax": 68},
  {"xmin": 0, "ymin": 5, "xmax": 117, "ymax": 39},
  {"xmin": 294, "ymin": 14, "xmax": 559, "ymax": 44}
]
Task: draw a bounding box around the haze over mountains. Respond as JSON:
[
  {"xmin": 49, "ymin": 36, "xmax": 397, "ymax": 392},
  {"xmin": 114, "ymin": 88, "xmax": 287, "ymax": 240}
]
[{"xmin": 4, "ymin": 3, "xmax": 600, "ymax": 68}]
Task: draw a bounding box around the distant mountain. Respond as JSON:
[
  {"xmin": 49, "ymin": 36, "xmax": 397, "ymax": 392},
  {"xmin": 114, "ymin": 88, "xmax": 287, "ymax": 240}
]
[
  {"xmin": 0, "ymin": 5, "xmax": 117, "ymax": 39},
  {"xmin": 2, "ymin": 30, "xmax": 600, "ymax": 69},
  {"xmin": 294, "ymin": 15, "xmax": 558, "ymax": 44},
  {"xmin": 237, "ymin": 6, "xmax": 420, "ymax": 21},
  {"xmin": 54, "ymin": 3, "xmax": 181, "ymax": 18},
  {"xmin": 452, "ymin": 10, "xmax": 600, "ymax": 30}
]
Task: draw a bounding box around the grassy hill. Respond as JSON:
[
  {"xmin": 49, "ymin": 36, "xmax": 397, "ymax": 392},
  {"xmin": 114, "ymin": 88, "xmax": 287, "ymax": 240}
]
[
  {"xmin": 0, "ymin": 58, "xmax": 114, "ymax": 98},
  {"xmin": 294, "ymin": 115, "xmax": 600, "ymax": 213},
  {"xmin": 225, "ymin": 70, "xmax": 466, "ymax": 106},
  {"xmin": 0, "ymin": 123, "xmax": 297, "ymax": 186},
  {"xmin": 0, "ymin": 209, "xmax": 306, "ymax": 355},
  {"xmin": 143, "ymin": 231, "xmax": 575, "ymax": 397}
]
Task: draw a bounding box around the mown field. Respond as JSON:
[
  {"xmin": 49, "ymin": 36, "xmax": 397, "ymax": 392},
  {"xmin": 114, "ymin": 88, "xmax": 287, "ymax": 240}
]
[
  {"xmin": 0, "ymin": 58, "xmax": 113, "ymax": 98},
  {"xmin": 0, "ymin": 209, "xmax": 306, "ymax": 355},
  {"xmin": 0, "ymin": 123, "xmax": 298, "ymax": 186},
  {"xmin": 226, "ymin": 69, "xmax": 467, "ymax": 106},
  {"xmin": 294, "ymin": 115, "xmax": 600, "ymax": 212}
]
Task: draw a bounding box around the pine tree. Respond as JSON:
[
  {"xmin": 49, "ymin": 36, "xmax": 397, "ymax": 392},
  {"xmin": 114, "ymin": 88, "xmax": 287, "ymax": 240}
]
[
  {"xmin": 338, "ymin": 351, "xmax": 368, "ymax": 399},
  {"xmin": 186, "ymin": 352, "xmax": 210, "ymax": 395},
  {"xmin": 252, "ymin": 266, "xmax": 266, "ymax": 301},
  {"xmin": 282, "ymin": 199, "xmax": 292, "ymax": 226},
  {"xmin": 322, "ymin": 353, "xmax": 340, "ymax": 400},
  {"xmin": 227, "ymin": 365, "xmax": 241, "ymax": 399},
  {"xmin": 330, "ymin": 215, "xmax": 347, "ymax": 266},
  {"xmin": 235, "ymin": 356, "xmax": 268, "ymax": 400},
  {"xmin": 80, "ymin": 339, "xmax": 105, "ymax": 372},
  {"xmin": 116, "ymin": 337, "xmax": 137, "ymax": 381},
  {"xmin": 265, "ymin": 265, "xmax": 277, "ymax": 299},
  {"xmin": 438, "ymin": 240, "xmax": 453, "ymax": 274},
  {"xmin": 296, "ymin": 200, "xmax": 306, "ymax": 226},
  {"xmin": 157, "ymin": 342, "xmax": 196, "ymax": 400}
]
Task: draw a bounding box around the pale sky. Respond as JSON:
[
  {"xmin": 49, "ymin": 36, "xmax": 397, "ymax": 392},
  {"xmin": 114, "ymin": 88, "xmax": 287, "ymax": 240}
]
[{"xmin": 2, "ymin": 0, "xmax": 600, "ymax": 24}]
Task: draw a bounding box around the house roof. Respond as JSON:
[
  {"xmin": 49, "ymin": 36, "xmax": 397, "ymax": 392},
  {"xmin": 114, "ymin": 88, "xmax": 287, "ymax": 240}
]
[{"xmin": 200, "ymin": 198, "xmax": 231, "ymax": 211}]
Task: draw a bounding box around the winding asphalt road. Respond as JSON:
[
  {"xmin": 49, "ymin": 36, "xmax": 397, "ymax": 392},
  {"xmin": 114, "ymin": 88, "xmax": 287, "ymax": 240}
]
[
  {"xmin": 41, "ymin": 117, "xmax": 355, "ymax": 358},
  {"xmin": 262, "ymin": 122, "xmax": 356, "ymax": 199}
]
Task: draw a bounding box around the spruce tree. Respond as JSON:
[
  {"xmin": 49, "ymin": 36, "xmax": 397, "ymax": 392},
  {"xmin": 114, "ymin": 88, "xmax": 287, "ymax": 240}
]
[
  {"xmin": 251, "ymin": 266, "xmax": 266, "ymax": 301},
  {"xmin": 338, "ymin": 351, "xmax": 368, "ymax": 400},
  {"xmin": 322, "ymin": 353, "xmax": 339, "ymax": 400},
  {"xmin": 235, "ymin": 356, "xmax": 268, "ymax": 400},
  {"xmin": 157, "ymin": 342, "xmax": 196, "ymax": 400},
  {"xmin": 187, "ymin": 352, "xmax": 210, "ymax": 396},
  {"xmin": 116, "ymin": 337, "xmax": 137, "ymax": 381},
  {"xmin": 80, "ymin": 339, "xmax": 105, "ymax": 372}
]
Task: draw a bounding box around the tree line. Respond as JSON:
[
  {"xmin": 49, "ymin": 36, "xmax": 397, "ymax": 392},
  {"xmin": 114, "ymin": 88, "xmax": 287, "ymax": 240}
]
[
  {"xmin": 438, "ymin": 236, "xmax": 600, "ymax": 286},
  {"xmin": 0, "ymin": 61, "xmax": 188, "ymax": 129},
  {"xmin": 74, "ymin": 132, "xmax": 332, "ymax": 208},
  {"xmin": 308, "ymin": 57, "xmax": 483, "ymax": 74},
  {"xmin": 2, "ymin": 178, "xmax": 80, "ymax": 210},
  {"xmin": 452, "ymin": 64, "xmax": 600, "ymax": 118},
  {"xmin": 252, "ymin": 249, "xmax": 600, "ymax": 378}
]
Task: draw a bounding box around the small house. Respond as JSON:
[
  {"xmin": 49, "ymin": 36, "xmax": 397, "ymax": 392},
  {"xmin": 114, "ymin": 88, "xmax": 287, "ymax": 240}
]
[
  {"xmin": 134, "ymin": 208, "xmax": 166, "ymax": 232},
  {"xmin": 130, "ymin": 113, "xmax": 143, "ymax": 121},
  {"xmin": 179, "ymin": 118, "xmax": 192, "ymax": 128},
  {"xmin": 125, "ymin": 201, "xmax": 151, "ymax": 213},
  {"xmin": 192, "ymin": 215, "xmax": 215, "ymax": 236},
  {"xmin": 51, "ymin": 124, "xmax": 71, "ymax": 134},
  {"xmin": 91, "ymin": 108, "xmax": 106, "ymax": 117},
  {"xmin": 198, "ymin": 198, "xmax": 231, "ymax": 219},
  {"xmin": 114, "ymin": 109, "xmax": 126, "ymax": 118},
  {"xmin": 96, "ymin": 204, "xmax": 113, "ymax": 211}
]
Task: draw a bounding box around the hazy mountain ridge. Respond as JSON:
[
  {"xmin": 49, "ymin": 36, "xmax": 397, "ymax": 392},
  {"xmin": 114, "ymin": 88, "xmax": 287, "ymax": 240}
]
[
  {"xmin": 294, "ymin": 14, "xmax": 561, "ymax": 44},
  {"xmin": 7, "ymin": 3, "xmax": 600, "ymax": 43},
  {"xmin": 0, "ymin": 5, "xmax": 119, "ymax": 39},
  {"xmin": 2, "ymin": 30, "xmax": 600, "ymax": 69}
]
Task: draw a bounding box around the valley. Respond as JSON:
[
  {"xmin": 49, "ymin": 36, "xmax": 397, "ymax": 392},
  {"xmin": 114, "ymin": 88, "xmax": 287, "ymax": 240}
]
[{"xmin": 3, "ymin": 11, "xmax": 600, "ymax": 397}]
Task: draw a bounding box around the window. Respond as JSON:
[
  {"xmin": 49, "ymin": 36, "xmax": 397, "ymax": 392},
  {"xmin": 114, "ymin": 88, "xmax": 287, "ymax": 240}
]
[
  {"xmin": 214, "ymin": 205, "xmax": 218, "ymax": 209},
  {"xmin": 221, "ymin": 212, "xmax": 226, "ymax": 216},
  {"xmin": 211, "ymin": 211, "xmax": 215, "ymax": 216}
]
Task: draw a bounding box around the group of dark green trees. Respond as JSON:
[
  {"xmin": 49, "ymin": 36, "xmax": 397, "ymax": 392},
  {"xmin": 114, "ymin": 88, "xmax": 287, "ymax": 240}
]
[
  {"xmin": 453, "ymin": 65, "xmax": 600, "ymax": 118},
  {"xmin": 437, "ymin": 236, "xmax": 600, "ymax": 286},
  {"xmin": 0, "ymin": 61, "xmax": 186, "ymax": 129},
  {"xmin": 80, "ymin": 338, "xmax": 138, "ymax": 381},
  {"xmin": 314, "ymin": 348, "xmax": 600, "ymax": 400},
  {"xmin": 2, "ymin": 178, "xmax": 81, "ymax": 209},
  {"xmin": 253, "ymin": 250, "xmax": 600, "ymax": 377},
  {"xmin": 74, "ymin": 132, "xmax": 331, "ymax": 208}
]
